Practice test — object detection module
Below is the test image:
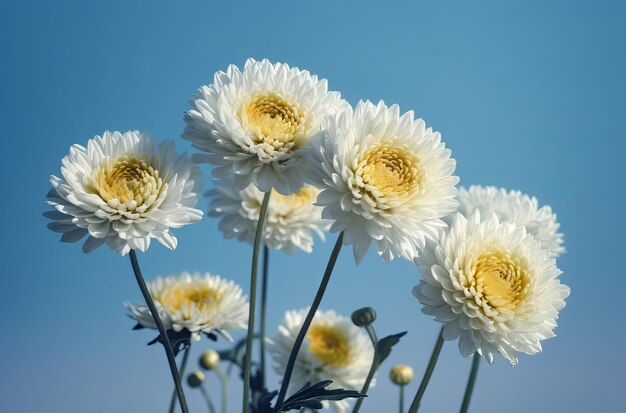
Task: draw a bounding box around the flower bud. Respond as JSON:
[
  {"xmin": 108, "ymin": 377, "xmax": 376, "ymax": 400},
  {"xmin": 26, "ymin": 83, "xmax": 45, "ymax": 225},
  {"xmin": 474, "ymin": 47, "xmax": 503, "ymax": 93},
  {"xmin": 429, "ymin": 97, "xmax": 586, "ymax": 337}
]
[
  {"xmin": 200, "ymin": 349, "xmax": 221, "ymax": 370},
  {"xmin": 389, "ymin": 364, "xmax": 414, "ymax": 385},
  {"xmin": 351, "ymin": 307, "xmax": 377, "ymax": 327},
  {"xmin": 187, "ymin": 371, "xmax": 205, "ymax": 388}
]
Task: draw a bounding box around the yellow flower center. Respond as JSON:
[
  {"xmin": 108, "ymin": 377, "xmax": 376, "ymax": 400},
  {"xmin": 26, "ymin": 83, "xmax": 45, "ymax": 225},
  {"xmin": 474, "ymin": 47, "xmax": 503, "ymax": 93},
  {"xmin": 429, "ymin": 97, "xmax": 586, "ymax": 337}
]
[
  {"xmin": 471, "ymin": 249, "xmax": 529, "ymax": 312},
  {"xmin": 271, "ymin": 187, "xmax": 318, "ymax": 209},
  {"xmin": 307, "ymin": 324, "xmax": 351, "ymax": 367},
  {"xmin": 355, "ymin": 142, "xmax": 423, "ymax": 206},
  {"xmin": 155, "ymin": 283, "xmax": 222, "ymax": 320},
  {"xmin": 240, "ymin": 92, "xmax": 306, "ymax": 150},
  {"xmin": 94, "ymin": 155, "xmax": 163, "ymax": 207}
]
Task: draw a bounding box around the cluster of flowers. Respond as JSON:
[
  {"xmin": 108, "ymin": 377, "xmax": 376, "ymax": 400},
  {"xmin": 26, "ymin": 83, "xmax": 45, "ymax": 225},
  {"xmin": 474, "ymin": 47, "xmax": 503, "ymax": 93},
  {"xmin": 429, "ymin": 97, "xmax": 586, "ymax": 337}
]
[{"xmin": 45, "ymin": 58, "xmax": 569, "ymax": 412}]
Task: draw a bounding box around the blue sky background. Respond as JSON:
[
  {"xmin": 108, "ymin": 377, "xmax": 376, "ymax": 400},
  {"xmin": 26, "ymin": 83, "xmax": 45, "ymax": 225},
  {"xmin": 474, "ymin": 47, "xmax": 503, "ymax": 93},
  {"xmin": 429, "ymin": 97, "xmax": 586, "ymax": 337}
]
[{"xmin": 1, "ymin": 1, "xmax": 624, "ymax": 412}]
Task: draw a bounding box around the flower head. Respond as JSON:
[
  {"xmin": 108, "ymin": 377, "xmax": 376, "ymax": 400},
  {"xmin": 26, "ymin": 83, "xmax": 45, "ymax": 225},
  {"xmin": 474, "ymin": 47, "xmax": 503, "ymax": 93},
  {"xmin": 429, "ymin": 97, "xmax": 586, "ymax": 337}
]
[
  {"xmin": 200, "ymin": 350, "xmax": 221, "ymax": 370},
  {"xmin": 306, "ymin": 100, "xmax": 459, "ymax": 263},
  {"xmin": 389, "ymin": 364, "xmax": 413, "ymax": 385},
  {"xmin": 457, "ymin": 185, "xmax": 565, "ymax": 257},
  {"xmin": 267, "ymin": 309, "xmax": 374, "ymax": 413},
  {"xmin": 126, "ymin": 272, "xmax": 248, "ymax": 341},
  {"xmin": 413, "ymin": 211, "xmax": 570, "ymax": 365},
  {"xmin": 187, "ymin": 371, "xmax": 205, "ymax": 387},
  {"xmin": 45, "ymin": 131, "xmax": 203, "ymax": 255},
  {"xmin": 207, "ymin": 183, "xmax": 329, "ymax": 253},
  {"xmin": 184, "ymin": 58, "xmax": 346, "ymax": 194}
]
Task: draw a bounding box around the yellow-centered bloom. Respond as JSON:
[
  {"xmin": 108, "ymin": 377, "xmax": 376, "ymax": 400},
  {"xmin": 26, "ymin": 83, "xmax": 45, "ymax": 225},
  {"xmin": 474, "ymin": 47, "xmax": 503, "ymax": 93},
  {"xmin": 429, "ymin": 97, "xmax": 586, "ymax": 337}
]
[
  {"xmin": 45, "ymin": 131, "xmax": 203, "ymax": 255},
  {"xmin": 208, "ymin": 183, "xmax": 329, "ymax": 254},
  {"xmin": 126, "ymin": 272, "xmax": 248, "ymax": 342},
  {"xmin": 184, "ymin": 58, "xmax": 346, "ymax": 195},
  {"xmin": 456, "ymin": 185, "xmax": 565, "ymax": 257},
  {"xmin": 413, "ymin": 211, "xmax": 570, "ymax": 365},
  {"xmin": 306, "ymin": 100, "xmax": 458, "ymax": 264},
  {"xmin": 267, "ymin": 309, "xmax": 374, "ymax": 413}
]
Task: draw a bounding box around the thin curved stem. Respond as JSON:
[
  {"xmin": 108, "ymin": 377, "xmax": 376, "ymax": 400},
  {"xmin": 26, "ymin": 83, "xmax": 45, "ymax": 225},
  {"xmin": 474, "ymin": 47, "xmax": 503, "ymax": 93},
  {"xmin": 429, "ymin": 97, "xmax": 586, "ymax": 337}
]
[
  {"xmin": 200, "ymin": 386, "xmax": 217, "ymax": 413},
  {"xmin": 129, "ymin": 250, "xmax": 189, "ymax": 413},
  {"xmin": 168, "ymin": 345, "xmax": 191, "ymax": 413},
  {"xmin": 259, "ymin": 245, "xmax": 270, "ymax": 389},
  {"xmin": 399, "ymin": 385, "xmax": 405, "ymax": 413},
  {"xmin": 459, "ymin": 353, "xmax": 481, "ymax": 413},
  {"xmin": 215, "ymin": 366, "xmax": 229, "ymax": 413},
  {"xmin": 408, "ymin": 327, "xmax": 445, "ymax": 413},
  {"xmin": 352, "ymin": 324, "xmax": 379, "ymax": 413},
  {"xmin": 274, "ymin": 232, "xmax": 345, "ymax": 410},
  {"xmin": 242, "ymin": 191, "xmax": 271, "ymax": 413}
]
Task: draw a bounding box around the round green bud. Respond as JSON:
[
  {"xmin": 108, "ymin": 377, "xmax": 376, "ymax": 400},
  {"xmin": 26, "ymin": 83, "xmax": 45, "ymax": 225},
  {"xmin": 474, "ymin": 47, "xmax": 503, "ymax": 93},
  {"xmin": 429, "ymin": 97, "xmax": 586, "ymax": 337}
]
[
  {"xmin": 389, "ymin": 364, "xmax": 414, "ymax": 385},
  {"xmin": 187, "ymin": 371, "xmax": 205, "ymax": 388},
  {"xmin": 351, "ymin": 307, "xmax": 377, "ymax": 327},
  {"xmin": 200, "ymin": 349, "xmax": 221, "ymax": 370}
]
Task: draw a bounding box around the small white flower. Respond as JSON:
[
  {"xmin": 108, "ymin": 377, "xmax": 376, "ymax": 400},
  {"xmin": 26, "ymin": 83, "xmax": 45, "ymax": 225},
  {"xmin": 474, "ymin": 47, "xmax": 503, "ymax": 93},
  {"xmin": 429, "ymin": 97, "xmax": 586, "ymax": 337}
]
[
  {"xmin": 125, "ymin": 272, "xmax": 248, "ymax": 341},
  {"xmin": 306, "ymin": 100, "xmax": 459, "ymax": 264},
  {"xmin": 45, "ymin": 131, "xmax": 203, "ymax": 255},
  {"xmin": 413, "ymin": 211, "xmax": 570, "ymax": 365},
  {"xmin": 184, "ymin": 58, "xmax": 346, "ymax": 195},
  {"xmin": 456, "ymin": 185, "xmax": 565, "ymax": 257},
  {"xmin": 267, "ymin": 309, "xmax": 374, "ymax": 413},
  {"xmin": 207, "ymin": 184, "xmax": 330, "ymax": 253}
]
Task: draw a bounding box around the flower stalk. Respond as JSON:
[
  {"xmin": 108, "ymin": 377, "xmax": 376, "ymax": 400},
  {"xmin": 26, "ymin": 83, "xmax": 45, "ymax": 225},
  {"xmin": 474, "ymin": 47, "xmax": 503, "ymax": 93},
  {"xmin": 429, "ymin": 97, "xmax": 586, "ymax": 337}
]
[
  {"xmin": 215, "ymin": 366, "xmax": 229, "ymax": 413},
  {"xmin": 408, "ymin": 327, "xmax": 445, "ymax": 413},
  {"xmin": 168, "ymin": 345, "xmax": 191, "ymax": 413},
  {"xmin": 274, "ymin": 231, "xmax": 345, "ymax": 410},
  {"xmin": 128, "ymin": 250, "xmax": 189, "ymax": 413},
  {"xmin": 352, "ymin": 324, "xmax": 379, "ymax": 413},
  {"xmin": 242, "ymin": 191, "xmax": 271, "ymax": 413},
  {"xmin": 459, "ymin": 353, "xmax": 481, "ymax": 413},
  {"xmin": 259, "ymin": 244, "xmax": 270, "ymax": 389}
]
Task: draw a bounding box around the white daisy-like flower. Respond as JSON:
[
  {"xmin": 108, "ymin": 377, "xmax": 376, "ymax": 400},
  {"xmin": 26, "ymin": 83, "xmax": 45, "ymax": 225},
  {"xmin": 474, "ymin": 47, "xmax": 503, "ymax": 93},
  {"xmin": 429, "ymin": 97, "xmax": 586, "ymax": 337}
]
[
  {"xmin": 456, "ymin": 185, "xmax": 565, "ymax": 257},
  {"xmin": 413, "ymin": 211, "xmax": 570, "ymax": 365},
  {"xmin": 207, "ymin": 183, "xmax": 330, "ymax": 253},
  {"xmin": 45, "ymin": 131, "xmax": 203, "ymax": 255},
  {"xmin": 183, "ymin": 58, "xmax": 346, "ymax": 195},
  {"xmin": 306, "ymin": 100, "xmax": 459, "ymax": 264},
  {"xmin": 125, "ymin": 272, "xmax": 248, "ymax": 341},
  {"xmin": 267, "ymin": 309, "xmax": 374, "ymax": 413}
]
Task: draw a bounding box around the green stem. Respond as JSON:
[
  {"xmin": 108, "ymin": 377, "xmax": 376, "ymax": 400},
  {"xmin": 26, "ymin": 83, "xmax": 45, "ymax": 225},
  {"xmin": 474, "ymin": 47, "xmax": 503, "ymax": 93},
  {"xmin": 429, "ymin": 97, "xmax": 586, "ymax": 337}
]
[
  {"xmin": 168, "ymin": 345, "xmax": 191, "ymax": 413},
  {"xmin": 259, "ymin": 245, "xmax": 270, "ymax": 389},
  {"xmin": 399, "ymin": 385, "xmax": 405, "ymax": 413},
  {"xmin": 408, "ymin": 327, "xmax": 445, "ymax": 413},
  {"xmin": 459, "ymin": 353, "xmax": 481, "ymax": 413},
  {"xmin": 129, "ymin": 250, "xmax": 189, "ymax": 413},
  {"xmin": 215, "ymin": 366, "xmax": 229, "ymax": 413},
  {"xmin": 242, "ymin": 191, "xmax": 271, "ymax": 413},
  {"xmin": 274, "ymin": 232, "xmax": 345, "ymax": 410},
  {"xmin": 200, "ymin": 386, "xmax": 217, "ymax": 413},
  {"xmin": 352, "ymin": 324, "xmax": 379, "ymax": 413}
]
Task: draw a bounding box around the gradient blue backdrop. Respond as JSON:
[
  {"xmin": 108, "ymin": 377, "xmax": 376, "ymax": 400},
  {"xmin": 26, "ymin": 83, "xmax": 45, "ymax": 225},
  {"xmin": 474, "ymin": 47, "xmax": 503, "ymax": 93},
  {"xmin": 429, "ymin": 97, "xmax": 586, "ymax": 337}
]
[{"xmin": 1, "ymin": 1, "xmax": 624, "ymax": 412}]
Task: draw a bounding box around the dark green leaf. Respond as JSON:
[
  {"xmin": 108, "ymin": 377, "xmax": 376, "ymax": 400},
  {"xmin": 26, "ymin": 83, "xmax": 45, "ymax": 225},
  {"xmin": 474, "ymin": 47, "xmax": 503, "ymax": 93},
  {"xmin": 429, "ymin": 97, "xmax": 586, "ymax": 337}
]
[
  {"xmin": 376, "ymin": 331, "xmax": 407, "ymax": 364},
  {"xmin": 278, "ymin": 380, "xmax": 364, "ymax": 412},
  {"xmin": 147, "ymin": 329, "xmax": 191, "ymax": 356}
]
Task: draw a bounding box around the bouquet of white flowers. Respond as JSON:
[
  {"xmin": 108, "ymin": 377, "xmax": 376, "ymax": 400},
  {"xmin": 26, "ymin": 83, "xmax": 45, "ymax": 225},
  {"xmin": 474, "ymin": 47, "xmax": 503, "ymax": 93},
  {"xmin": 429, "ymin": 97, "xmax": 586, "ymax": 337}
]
[{"xmin": 45, "ymin": 58, "xmax": 569, "ymax": 413}]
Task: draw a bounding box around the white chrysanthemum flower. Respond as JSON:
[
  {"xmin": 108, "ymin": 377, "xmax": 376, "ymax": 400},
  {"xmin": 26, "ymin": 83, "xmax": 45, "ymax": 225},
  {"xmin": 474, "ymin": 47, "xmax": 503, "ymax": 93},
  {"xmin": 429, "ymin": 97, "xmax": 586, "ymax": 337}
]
[
  {"xmin": 183, "ymin": 58, "xmax": 346, "ymax": 195},
  {"xmin": 207, "ymin": 183, "xmax": 330, "ymax": 253},
  {"xmin": 456, "ymin": 185, "xmax": 565, "ymax": 257},
  {"xmin": 45, "ymin": 131, "xmax": 203, "ymax": 255},
  {"xmin": 125, "ymin": 272, "xmax": 248, "ymax": 341},
  {"xmin": 413, "ymin": 211, "xmax": 570, "ymax": 365},
  {"xmin": 267, "ymin": 309, "xmax": 374, "ymax": 413},
  {"xmin": 306, "ymin": 100, "xmax": 459, "ymax": 263}
]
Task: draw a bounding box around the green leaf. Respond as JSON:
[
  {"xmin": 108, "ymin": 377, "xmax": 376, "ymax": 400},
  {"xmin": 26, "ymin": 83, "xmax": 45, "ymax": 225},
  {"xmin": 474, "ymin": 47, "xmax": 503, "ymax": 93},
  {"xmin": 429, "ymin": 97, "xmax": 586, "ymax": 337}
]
[
  {"xmin": 278, "ymin": 380, "xmax": 364, "ymax": 412},
  {"xmin": 147, "ymin": 329, "xmax": 192, "ymax": 356},
  {"xmin": 376, "ymin": 331, "xmax": 407, "ymax": 364}
]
